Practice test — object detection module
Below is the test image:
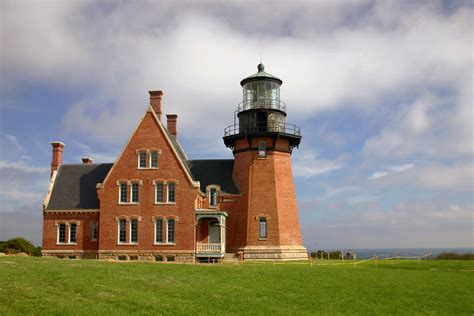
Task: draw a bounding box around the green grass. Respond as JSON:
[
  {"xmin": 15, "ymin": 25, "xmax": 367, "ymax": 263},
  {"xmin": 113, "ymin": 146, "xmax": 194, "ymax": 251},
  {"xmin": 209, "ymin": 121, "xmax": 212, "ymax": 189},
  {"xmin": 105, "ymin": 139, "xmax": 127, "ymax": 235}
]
[{"xmin": 0, "ymin": 257, "xmax": 472, "ymax": 315}]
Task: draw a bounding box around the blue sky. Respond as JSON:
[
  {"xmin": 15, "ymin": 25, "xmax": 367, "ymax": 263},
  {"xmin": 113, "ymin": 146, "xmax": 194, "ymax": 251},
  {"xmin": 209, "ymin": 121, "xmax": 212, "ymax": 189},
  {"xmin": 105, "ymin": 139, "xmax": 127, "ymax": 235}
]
[{"xmin": 0, "ymin": 0, "xmax": 472, "ymax": 248}]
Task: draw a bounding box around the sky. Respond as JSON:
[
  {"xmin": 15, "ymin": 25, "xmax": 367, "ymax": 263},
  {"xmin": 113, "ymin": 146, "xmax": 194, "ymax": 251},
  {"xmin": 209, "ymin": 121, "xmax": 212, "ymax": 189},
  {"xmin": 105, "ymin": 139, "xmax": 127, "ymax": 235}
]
[{"xmin": 0, "ymin": 0, "xmax": 472, "ymax": 249}]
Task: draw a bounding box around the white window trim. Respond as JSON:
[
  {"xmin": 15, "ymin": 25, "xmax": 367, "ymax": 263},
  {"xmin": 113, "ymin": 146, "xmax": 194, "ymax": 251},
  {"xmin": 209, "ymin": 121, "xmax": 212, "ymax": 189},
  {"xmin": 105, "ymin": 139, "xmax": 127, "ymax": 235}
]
[
  {"xmin": 153, "ymin": 218, "xmax": 176, "ymax": 245},
  {"xmin": 167, "ymin": 182, "xmax": 176, "ymax": 204},
  {"xmin": 118, "ymin": 182, "xmax": 128, "ymax": 204},
  {"xmin": 57, "ymin": 223, "xmax": 66, "ymax": 245},
  {"xmin": 130, "ymin": 183, "xmax": 139, "ymax": 204},
  {"xmin": 130, "ymin": 219, "xmax": 138, "ymax": 245},
  {"xmin": 68, "ymin": 223, "xmax": 77, "ymax": 245},
  {"xmin": 117, "ymin": 219, "xmax": 127, "ymax": 245},
  {"xmin": 137, "ymin": 151, "xmax": 147, "ymax": 169},
  {"xmin": 166, "ymin": 218, "xmax": 176, "ymax": 245},
  {"xmin": 154, "ymin": 182, "xmax": 166, "ymax": 204},
  {"xmin": 149, "ymin": 150, "xmax": 159, "ymax": 169},
  {"xmin": 154, "ymin": 218, "xmax": 165, "ymax": 245}
]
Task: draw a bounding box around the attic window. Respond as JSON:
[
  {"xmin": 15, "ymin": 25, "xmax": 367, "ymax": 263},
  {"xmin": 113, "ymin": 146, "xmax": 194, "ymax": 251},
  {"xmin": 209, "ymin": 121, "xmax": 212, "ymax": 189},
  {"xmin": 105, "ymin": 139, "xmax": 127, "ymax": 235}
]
[
  {"xmin": 138, "ymin": 151, "xmax": 147, "ymax": 168},
  {"xmin": 150, "ymin": 151, "xmax": 158, "ymax": 168}
]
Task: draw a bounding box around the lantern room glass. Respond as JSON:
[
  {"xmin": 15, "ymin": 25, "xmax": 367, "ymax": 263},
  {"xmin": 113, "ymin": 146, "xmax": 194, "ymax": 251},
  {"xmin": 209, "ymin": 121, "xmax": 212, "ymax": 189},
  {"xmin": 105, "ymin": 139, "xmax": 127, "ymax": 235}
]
[{"xmin": 242, "ymin": 80, "xmax": 280, "ymax": 111}]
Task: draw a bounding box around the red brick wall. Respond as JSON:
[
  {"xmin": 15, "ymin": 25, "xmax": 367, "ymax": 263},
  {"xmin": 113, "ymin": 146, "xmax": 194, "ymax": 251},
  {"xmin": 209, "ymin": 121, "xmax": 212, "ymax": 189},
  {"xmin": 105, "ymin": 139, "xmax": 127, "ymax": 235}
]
[
  {"xmin": 42, "ymin": 212, "xmax": 99, "ymax": 251},
  {"xmin": 97, "ymin": 110, "xmax": 199, "ymax": 253},
  {"xmin": 231, "ymin": 136, "xmax": 303, "ymax": 248}
]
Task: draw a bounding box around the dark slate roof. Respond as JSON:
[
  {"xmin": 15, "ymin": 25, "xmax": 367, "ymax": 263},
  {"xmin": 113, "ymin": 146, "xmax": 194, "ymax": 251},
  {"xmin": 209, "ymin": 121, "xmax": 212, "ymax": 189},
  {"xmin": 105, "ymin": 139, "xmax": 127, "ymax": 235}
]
[
  {"xmin": 186, "ymin": 159, "xmax": 240, "ymax": 194},
  {"xmin": 47, "ymin": 163, "xmax": 113, "ymax": 210}
]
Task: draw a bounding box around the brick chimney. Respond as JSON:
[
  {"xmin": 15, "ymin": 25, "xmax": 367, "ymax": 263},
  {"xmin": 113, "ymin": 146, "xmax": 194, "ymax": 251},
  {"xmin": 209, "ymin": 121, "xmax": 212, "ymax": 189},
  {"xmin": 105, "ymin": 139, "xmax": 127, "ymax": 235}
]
[
  {"xmin": 166, "ymin": 114, "xmax": 178, "ymax": 138},
  {"xmin": 149, "ymin": 90, "xmax": 163, "ymax": 121},
  {"xmin": 81, "ymin": 157, "xmax": 93, "ymax": 164},
  {"xmin": 50, "ymin": 141, "xmax": 64, "ymax": 177}
]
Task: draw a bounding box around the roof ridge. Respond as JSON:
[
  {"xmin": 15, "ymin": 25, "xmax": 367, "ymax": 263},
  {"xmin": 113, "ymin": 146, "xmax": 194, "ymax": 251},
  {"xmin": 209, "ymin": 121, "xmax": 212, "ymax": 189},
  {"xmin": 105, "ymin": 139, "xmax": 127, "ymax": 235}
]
[
  {"xmin": 60, "ymin": 163, "xmax": 114, "ymax": 166},
  {"xmin": 187, "ymin": 159, "xmax": 234, "ymax": 161}
]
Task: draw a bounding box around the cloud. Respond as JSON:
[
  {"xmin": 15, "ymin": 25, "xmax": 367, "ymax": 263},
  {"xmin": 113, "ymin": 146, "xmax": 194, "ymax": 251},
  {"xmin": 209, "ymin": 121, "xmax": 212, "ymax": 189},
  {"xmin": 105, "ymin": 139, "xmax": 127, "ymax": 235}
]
[
  {"xmin": 293, "ymin": 150, "xmax": 344, "ymax": 177},
  {"xmin": 2, "ymin": 1, "xmax": 472, "ymax": 147},
  {"xmin": 0, "ymin": 160, "xmax": 49, "ymax": 174},
  {"xmin": 369, "ymin": 163, "xmax": 414, "ymax": 179}
]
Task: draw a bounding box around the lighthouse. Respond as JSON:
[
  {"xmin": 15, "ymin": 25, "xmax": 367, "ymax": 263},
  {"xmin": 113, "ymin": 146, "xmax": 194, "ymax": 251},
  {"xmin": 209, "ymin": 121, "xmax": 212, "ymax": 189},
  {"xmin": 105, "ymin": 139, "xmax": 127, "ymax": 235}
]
[{"xmin": 223, "ymin": 64, "xmax": 308, "ymax": 260}]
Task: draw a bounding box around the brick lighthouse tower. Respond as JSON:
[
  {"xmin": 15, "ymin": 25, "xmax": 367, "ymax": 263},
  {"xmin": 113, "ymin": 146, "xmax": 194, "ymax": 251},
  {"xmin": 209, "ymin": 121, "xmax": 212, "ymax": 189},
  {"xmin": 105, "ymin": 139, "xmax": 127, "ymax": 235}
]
[{"xmin": 224, "ymin": 64, "xmax": 308, "ymax": 260}]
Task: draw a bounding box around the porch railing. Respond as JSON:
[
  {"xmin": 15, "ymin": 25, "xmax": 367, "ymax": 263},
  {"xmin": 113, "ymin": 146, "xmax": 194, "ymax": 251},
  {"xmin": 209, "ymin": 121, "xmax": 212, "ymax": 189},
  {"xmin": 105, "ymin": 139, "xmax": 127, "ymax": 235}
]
[{"xmin": 196, "ymin": 243, "xmax": 222, "ymax": 253}]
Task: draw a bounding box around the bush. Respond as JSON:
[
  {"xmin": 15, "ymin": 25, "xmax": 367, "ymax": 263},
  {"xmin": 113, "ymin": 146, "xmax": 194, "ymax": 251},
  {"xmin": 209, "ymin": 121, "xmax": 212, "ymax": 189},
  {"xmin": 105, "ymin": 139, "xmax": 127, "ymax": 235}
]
[
  {"xmin": 0, "ymin": 237, "xmax": 42, "ymax": 256},
  {"xmin": 310, "ymin": 250, "xmax": 342, "ymax": 259},
  {"xmin": 435, "ymin": 252, "xmax": 474, "ymax": 260}
]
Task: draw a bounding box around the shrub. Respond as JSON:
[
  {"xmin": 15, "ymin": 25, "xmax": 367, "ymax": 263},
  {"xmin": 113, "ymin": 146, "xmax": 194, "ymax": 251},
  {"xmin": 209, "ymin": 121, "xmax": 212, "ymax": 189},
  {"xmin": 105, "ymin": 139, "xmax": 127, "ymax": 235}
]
[
  {"xmin": 0, "ymin": 237, "xmax": 42, "ymax": 256},
  {"xmin": 435, "ymin": 252, "xmax": 474, "ymax": 260}
]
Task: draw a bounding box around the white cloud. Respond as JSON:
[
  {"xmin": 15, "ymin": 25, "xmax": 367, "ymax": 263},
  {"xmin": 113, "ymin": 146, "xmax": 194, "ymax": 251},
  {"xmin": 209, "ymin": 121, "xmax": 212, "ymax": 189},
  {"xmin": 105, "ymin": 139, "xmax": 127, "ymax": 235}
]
[
  {"xmin": 293, "ymin": 150, "xmax": 343, "ymax": 177},
  {"xmin": 0, "ymin": 160, "xmax": 49, "ymax": 174},
  {"xmin": 370, "ymin": 163, "xmax": 414, "ymax": 179}
]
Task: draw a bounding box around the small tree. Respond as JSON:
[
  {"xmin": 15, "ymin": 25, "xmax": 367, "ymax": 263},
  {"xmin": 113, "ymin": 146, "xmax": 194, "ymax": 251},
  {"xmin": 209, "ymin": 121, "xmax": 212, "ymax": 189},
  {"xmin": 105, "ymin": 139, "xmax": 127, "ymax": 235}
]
[{"xmin": 0, "ymin": 237, "xmax": 41, "ymax": 256}]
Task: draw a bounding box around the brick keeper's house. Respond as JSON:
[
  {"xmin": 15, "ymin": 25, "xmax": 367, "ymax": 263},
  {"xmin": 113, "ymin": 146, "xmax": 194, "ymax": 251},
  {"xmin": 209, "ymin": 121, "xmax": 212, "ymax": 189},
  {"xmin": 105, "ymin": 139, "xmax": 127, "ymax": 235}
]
[{"xmin": 42, "ymin": 64, "xmax": 308, "ymax": 262}]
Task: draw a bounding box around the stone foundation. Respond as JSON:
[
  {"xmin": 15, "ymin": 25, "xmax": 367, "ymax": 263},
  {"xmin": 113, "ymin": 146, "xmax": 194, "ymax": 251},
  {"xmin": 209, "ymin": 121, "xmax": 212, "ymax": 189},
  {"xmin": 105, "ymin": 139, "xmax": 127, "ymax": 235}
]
[
  {"xmin": 42, "ymin": 250, "xmax": 97, "ymax": 259},
  {"xmin": 240, "ymin": 245, "xmax": 308, "ymax": 261},
  {"xmin": 97, "ymin": 250, "xmax": 195, "ymax": 263}
]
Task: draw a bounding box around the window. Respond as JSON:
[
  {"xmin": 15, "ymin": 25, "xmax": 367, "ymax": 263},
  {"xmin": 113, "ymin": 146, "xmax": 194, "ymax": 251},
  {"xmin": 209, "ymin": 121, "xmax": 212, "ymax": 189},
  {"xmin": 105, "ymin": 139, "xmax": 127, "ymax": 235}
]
[
  {"xmin": 69, "ymin": 223, "xmax": 77, "ymax": 243},
  {"xmin": 167, "ymin": 219, "xmax": 175, "ymax": 243},
  {"xmin": 139, "ymin": 151, "xmax": 147, "ymax": 168},
  {"xmin": 156, "ymin": 183, "xmax": 164, "ymax": 203},
  {"xmin": 58, "ymin": 223, "xmax": 66, "ymax": 243},
  {"xmin": 155, "ymin": 255, "xmax": 164, "ymax": 261},
  {"xmin": 155, "ymin": 219, "xmax": 164, "ymax": 243},
  {"xmin": 119, "ymin": 183, "xmax": 127, "ymax": 203},
  {"xmin": 91, "ymin": 222, "xmax": 98, "ymax": 241},
  {"xmin": 168, "ymin": 182, "xmax": 176, "ymax": 203},
  {"xmin": 131, "ymin": 183, "xmax": 139, "ymax": 203},
  {"xmin": 150, "ymin": 151, "xmax": 158, "ymax": 168},
  {"xmin": 209, "ymin": 188, "xmax": 217, "ymax": 207},
  {"xmin": 119, "ymin": 219, "xmax": 127, "ymax": 243},
  {"xmin": 131, "ymin": 219, "xmax": 138, "ymax": 244},
  {"xmin": 259, "ymin": 217, "xmax": 267, "ymax": 239},
  {"xmin": 258, "ymin": 140, "xmax": 266, "ymax": 158}
]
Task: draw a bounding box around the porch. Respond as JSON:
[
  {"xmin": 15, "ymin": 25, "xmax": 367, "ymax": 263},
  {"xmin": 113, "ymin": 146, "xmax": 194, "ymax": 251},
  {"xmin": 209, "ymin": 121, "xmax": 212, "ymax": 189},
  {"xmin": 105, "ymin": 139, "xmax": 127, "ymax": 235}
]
[{"xmin": 195, "ymin": 209, "xmax": 227, "ymax": 258}]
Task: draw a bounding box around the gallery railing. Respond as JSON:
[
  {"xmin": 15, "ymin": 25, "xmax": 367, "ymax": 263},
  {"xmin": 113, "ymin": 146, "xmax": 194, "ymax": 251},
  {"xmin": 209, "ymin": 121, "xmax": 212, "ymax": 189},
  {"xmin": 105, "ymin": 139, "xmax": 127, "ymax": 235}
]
[{"xmin": 224, "ymin": 122, "xmax": 301, "ymax": 137}]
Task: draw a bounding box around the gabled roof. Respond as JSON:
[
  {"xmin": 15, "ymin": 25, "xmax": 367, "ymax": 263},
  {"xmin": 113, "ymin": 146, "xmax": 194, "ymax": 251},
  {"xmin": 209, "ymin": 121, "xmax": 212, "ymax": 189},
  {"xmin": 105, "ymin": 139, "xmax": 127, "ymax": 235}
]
[
  {"xmin": 46, "ymin": 164, "xmax": 112, "ymax": 210},
  {"xmin": 186, "ymin": 159, "xmax": 240, "ymax": 194}
]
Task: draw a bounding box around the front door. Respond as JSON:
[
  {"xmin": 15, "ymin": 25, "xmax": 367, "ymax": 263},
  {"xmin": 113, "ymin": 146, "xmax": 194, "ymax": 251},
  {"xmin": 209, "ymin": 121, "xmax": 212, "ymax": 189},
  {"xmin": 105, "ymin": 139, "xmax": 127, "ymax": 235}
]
[{"xmin": 208, "ymin": 221, "xmax": 220, "ymax": 243}]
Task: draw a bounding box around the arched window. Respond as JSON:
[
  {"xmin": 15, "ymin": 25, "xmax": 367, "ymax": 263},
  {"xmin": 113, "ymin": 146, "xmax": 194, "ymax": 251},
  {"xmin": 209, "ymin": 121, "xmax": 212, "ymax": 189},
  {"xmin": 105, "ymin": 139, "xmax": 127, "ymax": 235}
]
[
  {"xmin": 130, "ymin": 219, "xmax": 138, "ymax": 244},
  {"xmin": 168, "ymin": 182, "xmax": 176, "ymax": 203},
  {"xmin": 119, "ymin": 182, "xmax": 128, "ymax": 203},
  {"xmin": 156, "ymin": 182, "xmax": 165, "ymax": 203},
  {"xmin": 138, "ymin": 151, "xmax": 147, "ymax": 168},
  {"xmin": 155, "ymin": 218, "xmax": 164, "ymax": 243},
  {"xmin": 118, "ymin": 219, "xmax": 127, "ymax": 243},
  {"xmin": 167, "ymin": 218, "xmax": 175, "ymax": 243}
]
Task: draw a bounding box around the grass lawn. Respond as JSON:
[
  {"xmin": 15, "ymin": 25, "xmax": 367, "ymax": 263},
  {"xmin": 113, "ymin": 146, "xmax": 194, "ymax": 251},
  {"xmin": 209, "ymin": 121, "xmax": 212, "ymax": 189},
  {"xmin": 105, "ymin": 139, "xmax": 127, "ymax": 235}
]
[{"xmin": 0, "ymin": 257, "xmax": 472, "ymax": 315}]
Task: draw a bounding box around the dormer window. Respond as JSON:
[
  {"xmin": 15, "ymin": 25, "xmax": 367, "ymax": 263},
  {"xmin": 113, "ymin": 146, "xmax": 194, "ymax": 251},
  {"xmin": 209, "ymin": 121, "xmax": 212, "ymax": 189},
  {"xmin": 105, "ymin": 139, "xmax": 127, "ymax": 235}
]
[
  {"xmin": 258, "ymin": 140, "xmax": 266, "ymax": 158},
  {"xmin": 138, "ymin": 151, "xmax": 147, "ymax": 168},
  {"xmin": 209, "ymin": 188, "xmax": 217, "ymax": 207}
]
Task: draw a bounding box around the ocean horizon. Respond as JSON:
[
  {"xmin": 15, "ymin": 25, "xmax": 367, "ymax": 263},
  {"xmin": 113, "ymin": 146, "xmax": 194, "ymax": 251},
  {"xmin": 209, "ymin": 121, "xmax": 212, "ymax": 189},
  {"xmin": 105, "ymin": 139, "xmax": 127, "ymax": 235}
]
[{"xmin": 309, "ymin": 247, "xmax": 473, "ymax": 259}]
